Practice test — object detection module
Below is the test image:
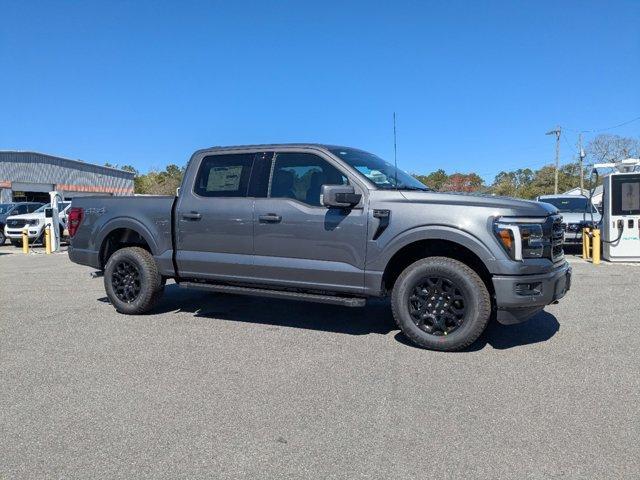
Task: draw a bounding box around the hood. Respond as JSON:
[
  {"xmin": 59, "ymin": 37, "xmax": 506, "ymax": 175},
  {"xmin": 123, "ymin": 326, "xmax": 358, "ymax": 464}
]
[
  {"xmin": 558, "ymin": 211, "xmax": 602, "ymax": 224},
  {"xmin": 6, "ymin": 212, "xmax": 46, "ymax": 221},
  {"xmin": 399, "ymin": 191, "xmax": 558, "ymax": 217}
]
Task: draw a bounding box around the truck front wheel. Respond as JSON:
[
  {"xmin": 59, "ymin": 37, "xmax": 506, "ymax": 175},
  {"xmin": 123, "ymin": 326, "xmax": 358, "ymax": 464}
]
[
  {"xmin": 391, "ymin": 257, "xmax": 491, "ymax": 351},
  {"xmin": 104, "ymin": 246, "xmax": 164, "ymax": 314}
]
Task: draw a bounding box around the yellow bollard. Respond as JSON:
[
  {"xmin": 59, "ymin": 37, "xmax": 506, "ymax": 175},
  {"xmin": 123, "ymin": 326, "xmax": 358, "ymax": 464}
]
[
  {"xmin": 45, "ymin": 225, "xmax": 51, "ymax": 254},
  {"xmin": 582, "ymin": 228, "xmax": 591, "ymax": 260},
  {"xmin": 592, "ymin": 229, "xmax": 601, "ymax": 265},
  {"xmin": 22, "ymin": 228, "xmax": 29, "ymax": 254}
]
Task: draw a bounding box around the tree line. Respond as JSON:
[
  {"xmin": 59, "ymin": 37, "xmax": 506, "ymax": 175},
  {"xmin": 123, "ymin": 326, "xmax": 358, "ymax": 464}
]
[
  {"xmin": 110, "ymin": 134, "xmax": 639, "ymax": 198},
  {"xmin": 414, "ymin": 134, "xmax": 639, "ymax": 198}
]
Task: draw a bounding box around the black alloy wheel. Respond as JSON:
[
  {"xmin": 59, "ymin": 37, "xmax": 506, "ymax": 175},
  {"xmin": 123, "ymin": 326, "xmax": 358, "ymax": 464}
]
[
  {"xmin": 111, "ymin": 260, "xmax": 142, "ymax": 303},
  {"xmin": 391, "ymin": 257, "xmax": 491, "ymax": 351},
  {"xmin": 408, "ymin": 276, "xmax": 466, "ymax": 336}
]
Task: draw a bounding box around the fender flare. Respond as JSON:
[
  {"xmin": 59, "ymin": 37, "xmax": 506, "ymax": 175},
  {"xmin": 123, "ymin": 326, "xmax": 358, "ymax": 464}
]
[
  {"xmin": 95, "ymin": 217, "xmax": 160, "ymax": 261},
  {"xmin": 373, "ymin": 225, "xmax": 500, "ymax": 274}
]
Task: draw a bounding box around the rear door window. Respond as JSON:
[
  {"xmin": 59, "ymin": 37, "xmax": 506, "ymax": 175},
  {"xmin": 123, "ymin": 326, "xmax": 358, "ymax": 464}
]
[{"xmin": 194, "ymin": 154, "xmax": 254, "ymax": 197}]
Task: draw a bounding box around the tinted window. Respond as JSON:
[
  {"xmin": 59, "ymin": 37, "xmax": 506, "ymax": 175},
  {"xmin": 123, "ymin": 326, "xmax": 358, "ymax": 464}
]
[
  {"xmin": 27, "ymin": 204, "xmax": 41, "ymax": 213},
  {"xmin": 15, "ymin": 204, "xmax": 28, "ymax": 214},
  {"xmin": 0, "ymin": 204, "xmax": 14, "ymax": 214},
  {"xmin": 247, "ymin": 152, "xmax": 273, "ymax": 198},
  {"xmin": 194, "ymin": 154, "xmax": 254, "ymax": 197},
  {"xmin": 270, "ymin": 153, "xmax": 348, "ymax": 206}
]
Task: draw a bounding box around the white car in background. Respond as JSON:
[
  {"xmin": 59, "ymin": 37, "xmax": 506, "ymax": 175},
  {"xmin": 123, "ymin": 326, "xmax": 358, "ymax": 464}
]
[
  {"xmin": 4, "ymin": 201, "xmax": 71, "ymax": 247},
  {"xmin": 537, "ymin": 194, "xmax": 602, "ymax": 245}
]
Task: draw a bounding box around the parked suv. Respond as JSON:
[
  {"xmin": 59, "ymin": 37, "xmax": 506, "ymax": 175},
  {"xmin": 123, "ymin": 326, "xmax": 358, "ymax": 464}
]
[
  {"xmin": 68, "ymin": 144, "xmax": 571, "ymax": 351},
  {"xmin": 537, "ymin": 195, "xmax": 601, "ymax": 245},
  {"xmin": 0, "ymin": 202, "xmax": 43, "ymax": 244},
  {"xmin": 4, "ymin": 201, "xmax": 71, "ymax": 247}
]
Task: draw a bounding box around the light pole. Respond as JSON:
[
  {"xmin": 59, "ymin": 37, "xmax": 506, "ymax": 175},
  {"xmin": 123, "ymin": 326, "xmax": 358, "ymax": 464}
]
[
  {"xmin": 546, "ymin": 126, "xmax": 561, "ymax": 194},
  {"xmin": 578, "ymin": 133, "xmax": 586, "ymax": 192}
]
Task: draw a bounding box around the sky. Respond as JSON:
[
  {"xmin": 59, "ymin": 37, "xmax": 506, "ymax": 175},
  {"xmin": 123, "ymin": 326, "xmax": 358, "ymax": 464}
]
[{"xmin": 1, "ymin": 0, "xmax": 639, "ymax": 182}]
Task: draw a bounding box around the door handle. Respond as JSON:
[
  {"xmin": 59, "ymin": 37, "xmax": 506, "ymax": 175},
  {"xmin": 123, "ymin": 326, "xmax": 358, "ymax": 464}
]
[
  {"xmin": 259, "ymin": 213, "xmax": 282, "ymax": 223},
  {"xmin": 182, "ymin": 212, "xmax": 202, "ymax": 220}
]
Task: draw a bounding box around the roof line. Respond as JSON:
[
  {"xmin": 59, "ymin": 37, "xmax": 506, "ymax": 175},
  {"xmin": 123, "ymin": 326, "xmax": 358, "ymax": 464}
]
[{"xmin": 0, "ymin": 150, "xmax": 135, "ymax": 175}]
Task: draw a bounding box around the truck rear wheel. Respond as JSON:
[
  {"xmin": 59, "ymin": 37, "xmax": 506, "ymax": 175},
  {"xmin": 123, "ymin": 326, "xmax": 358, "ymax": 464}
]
[
  {"xmin": 104, "ymin": 246, "xmax": 164, "ymax": 314},
  {"xmin": 391, "ymin": 257, "xmax": 491, "ymax": 351}
]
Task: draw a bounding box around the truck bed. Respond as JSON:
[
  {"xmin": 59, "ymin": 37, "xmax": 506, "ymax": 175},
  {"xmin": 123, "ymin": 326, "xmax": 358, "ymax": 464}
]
[{"xmin": 69, "ymin": 195, "xmax": 175, "ymax": 273}]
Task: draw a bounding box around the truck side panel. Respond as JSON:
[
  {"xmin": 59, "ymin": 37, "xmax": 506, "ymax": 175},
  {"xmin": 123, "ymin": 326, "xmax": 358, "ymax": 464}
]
[{"xmin": 69, "ymin": 196, "xmax": 175, "ymax": 274}]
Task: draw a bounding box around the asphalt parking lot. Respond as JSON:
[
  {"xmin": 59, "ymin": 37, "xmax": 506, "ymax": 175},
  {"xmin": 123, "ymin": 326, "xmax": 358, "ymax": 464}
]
[{"xmin": 1, "ymin": 244, "xmax": 639, "ymax": 479}]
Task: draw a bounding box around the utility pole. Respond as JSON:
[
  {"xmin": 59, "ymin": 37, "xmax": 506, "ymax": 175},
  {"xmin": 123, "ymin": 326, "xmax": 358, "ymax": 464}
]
[
  {"xmin": 546, "ymin": 126, "xmax": 561, "ymax": 194},
  {"xmin": 578, "ymin": 133, "xmax": 586, "ymax": 192}
]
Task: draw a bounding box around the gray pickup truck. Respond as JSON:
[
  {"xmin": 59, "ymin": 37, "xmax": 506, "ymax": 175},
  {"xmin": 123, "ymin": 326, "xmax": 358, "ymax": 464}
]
[{"xmin": 68, "ymin": 144, "xmax": 571, "ymax": 351}]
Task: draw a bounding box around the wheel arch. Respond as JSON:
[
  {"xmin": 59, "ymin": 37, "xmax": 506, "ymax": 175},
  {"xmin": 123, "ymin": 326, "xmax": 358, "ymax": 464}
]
[
  {"xmin": 96, "ymin": 218, "xmax": 159, "ymax": 268},
  {"xmin": 379, "ymin": 226, "xmax": 497, "ymax": 295}
]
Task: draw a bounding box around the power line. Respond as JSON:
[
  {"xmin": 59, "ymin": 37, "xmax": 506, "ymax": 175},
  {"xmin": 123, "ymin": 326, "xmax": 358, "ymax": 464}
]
[{"xmin": 564, "ymin": 115, "xmax": 640, "ymax": 134}]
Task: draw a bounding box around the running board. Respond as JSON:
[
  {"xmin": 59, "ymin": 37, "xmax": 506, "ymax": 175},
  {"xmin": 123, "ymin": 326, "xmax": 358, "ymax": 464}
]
[{"xmin": 179, "ymin": 282, "xmax": 366, "ymax": 307}]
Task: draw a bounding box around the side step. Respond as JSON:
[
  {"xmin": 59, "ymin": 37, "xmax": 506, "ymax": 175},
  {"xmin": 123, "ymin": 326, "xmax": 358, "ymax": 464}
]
[{"xmin": 179, "ymin": 282, "xmax": 366, "ymax": 307}]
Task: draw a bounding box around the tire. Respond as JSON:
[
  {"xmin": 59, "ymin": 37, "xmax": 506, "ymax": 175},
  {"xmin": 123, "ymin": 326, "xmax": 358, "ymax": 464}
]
[
  {"xmin": 0, "ymin": 230, "xmax": 5, "ymax": 245},
  {"xmin": 11, "ymin": 239, "xmax": 22, "ymax": 248},
  {"xmin": 391, "ymin": 257, "xmax": 491, "ymax": 351},
  {"xmin": 104, "ymin": 246, "xmax": 164, "ymax": 314}
]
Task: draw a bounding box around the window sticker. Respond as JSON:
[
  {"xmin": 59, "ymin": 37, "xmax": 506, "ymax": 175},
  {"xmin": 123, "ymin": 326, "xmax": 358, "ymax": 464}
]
[{"xmin": 207, "ymin": 166, "xmax": 243, "ymax": 191}]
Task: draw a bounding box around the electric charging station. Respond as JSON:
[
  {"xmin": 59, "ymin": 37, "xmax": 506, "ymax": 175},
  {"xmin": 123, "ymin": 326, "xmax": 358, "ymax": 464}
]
[
  {"xmin": 594, "ymin": 159, "xmax": 640, "ymax": 262},
  {"xmin": 46, "ymin": 190, "xmax": 63, "ymax": 252}
]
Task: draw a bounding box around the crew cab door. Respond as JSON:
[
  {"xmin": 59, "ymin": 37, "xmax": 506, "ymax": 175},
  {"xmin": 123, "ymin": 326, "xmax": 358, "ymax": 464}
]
[
  {"xmin": 175, "ymin": 152, "xmax": 258, "ymax": 282},
  {"xmin": 252, "ymin": 150, "xmax": 368, "ymax": 294}
]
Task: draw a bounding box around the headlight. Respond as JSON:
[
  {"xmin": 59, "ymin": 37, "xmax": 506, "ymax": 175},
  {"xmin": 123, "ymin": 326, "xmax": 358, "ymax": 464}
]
[
  {"xmin": 27, "ymin": 219, "xmax": 39, "ymax": 226},
  {"xmin": 494, "ymin": 218, "xmax": 545, "ymax": 261}
]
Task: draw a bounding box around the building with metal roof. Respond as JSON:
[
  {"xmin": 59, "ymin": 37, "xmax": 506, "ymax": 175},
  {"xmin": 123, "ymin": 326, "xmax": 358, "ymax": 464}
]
[{"xmin": 0, "ymin": 151, "xmax": 134, "ymax": 203}]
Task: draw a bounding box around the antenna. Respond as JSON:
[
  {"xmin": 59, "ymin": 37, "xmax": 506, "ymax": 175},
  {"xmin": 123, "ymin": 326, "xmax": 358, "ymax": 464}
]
[{"xmin": 393, "ymin": 112, "xmax": 398, "ymax": 189}]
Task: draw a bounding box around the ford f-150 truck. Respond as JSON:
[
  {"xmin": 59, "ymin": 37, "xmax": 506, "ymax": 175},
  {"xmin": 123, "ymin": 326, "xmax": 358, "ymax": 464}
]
[{"xmin": 68, "ymin": 144, "xmax": 571, "ymax": 351}]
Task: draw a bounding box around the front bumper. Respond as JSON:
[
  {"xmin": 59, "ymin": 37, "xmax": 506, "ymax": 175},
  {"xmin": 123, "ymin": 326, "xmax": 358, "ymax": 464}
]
[
  {"xmin": 492, "ymin": 262, "xmax": 572, "ymax": 325},
  {"xmin": 4, "ymin": 226, "xmax": 42, "ymax": 239}
]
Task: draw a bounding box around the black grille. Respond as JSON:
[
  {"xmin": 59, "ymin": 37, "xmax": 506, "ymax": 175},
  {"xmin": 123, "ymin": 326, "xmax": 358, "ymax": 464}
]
[
  {"xmin": 550, "ymin": 216, "xmax": 565, "ymax": 261},
  {"xmin": 7, "ymin": 219, "xmax": 27, "ymax": 228},
  {"xmin": 541, "ymin": 215, "xmax": 564, "ymax": 262}
]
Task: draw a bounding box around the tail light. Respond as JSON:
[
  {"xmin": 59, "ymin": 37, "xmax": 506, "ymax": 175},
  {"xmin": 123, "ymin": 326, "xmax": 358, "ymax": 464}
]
[{"xmin": 67, "ymin": 207, "xmax": 84, "ymax": 237}]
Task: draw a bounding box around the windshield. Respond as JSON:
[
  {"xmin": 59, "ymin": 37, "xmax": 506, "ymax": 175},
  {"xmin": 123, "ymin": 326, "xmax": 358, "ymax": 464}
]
[
  {"xmin": 329, "ymin": 147, "xmax": 429, "ymax": 191},
  {"xmin": 541, "ymin": 197, "xmax": 598, "ymax": 213},
  {"xmin": 0, "ymin": 204, "xmax": 15, "ymax": 214}
]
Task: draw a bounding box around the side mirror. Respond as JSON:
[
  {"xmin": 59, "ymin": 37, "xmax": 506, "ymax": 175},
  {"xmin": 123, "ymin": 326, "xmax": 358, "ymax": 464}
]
[
  {"xmin": 44, "ymin": 208, "xmax": 53, "ymax": 218},
  {"xmin": 321, "ymin": 184, "xmax": 362, "ymax": 208}
]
